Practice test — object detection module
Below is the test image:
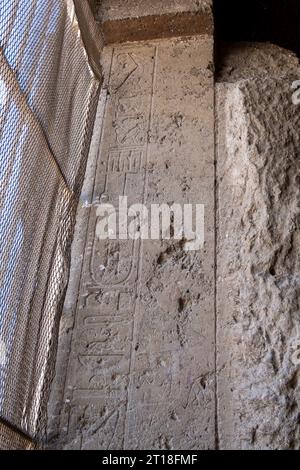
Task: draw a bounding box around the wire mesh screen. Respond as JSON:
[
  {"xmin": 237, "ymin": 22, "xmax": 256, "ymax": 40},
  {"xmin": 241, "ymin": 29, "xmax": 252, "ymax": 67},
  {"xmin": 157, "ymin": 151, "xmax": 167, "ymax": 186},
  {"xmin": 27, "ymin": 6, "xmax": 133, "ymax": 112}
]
[
  {"xmin": 0, "ymin": 0, "xmax": 102, "ymax": 447},
  {"xmin": 0, "ymin": 419, "xmax": 38, "ymax": 450}
]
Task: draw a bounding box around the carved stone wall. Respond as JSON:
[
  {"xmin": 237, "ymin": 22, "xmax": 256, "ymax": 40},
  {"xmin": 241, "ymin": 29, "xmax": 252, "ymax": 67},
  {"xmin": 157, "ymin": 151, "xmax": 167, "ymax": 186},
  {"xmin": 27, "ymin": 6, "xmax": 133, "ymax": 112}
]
[{"xmin": 48, "ymin": 34, "xmax": 215, "ymax": 450}]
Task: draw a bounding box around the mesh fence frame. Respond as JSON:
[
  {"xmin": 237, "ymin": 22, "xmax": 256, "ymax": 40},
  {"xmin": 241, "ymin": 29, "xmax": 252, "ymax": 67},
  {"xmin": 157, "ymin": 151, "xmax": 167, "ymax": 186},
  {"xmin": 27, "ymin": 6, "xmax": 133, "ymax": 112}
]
[{"xmin": 0, "ymin": 0, "xmax": 102, "ymax": 447}]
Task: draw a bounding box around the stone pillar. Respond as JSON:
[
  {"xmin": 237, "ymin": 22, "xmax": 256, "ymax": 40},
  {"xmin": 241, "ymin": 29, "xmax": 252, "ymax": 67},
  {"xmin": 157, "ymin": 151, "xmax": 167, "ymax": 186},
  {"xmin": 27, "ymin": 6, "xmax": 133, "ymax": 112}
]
[{"xmin": 217, "ymin": 43, "xmax": 300, "ymax": 450}]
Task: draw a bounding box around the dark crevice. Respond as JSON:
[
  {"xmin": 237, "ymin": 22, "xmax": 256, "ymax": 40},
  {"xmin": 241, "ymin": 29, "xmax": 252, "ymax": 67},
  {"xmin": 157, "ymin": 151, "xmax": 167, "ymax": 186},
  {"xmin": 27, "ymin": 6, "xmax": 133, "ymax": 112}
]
[{"xmin": 214, "ymin": 0, "xmax": 300, "ymax": 59}]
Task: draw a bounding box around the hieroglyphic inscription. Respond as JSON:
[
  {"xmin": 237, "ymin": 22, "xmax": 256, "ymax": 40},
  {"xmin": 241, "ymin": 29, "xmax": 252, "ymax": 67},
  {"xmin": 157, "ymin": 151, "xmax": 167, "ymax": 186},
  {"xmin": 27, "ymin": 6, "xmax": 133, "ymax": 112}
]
[
  {"xmin": 58, "ymin": 36, "xmax": 215, "ymax": 450},
  {"xmin": 62, "ymin": 45, "xmax": 157, "ymax": 448}
]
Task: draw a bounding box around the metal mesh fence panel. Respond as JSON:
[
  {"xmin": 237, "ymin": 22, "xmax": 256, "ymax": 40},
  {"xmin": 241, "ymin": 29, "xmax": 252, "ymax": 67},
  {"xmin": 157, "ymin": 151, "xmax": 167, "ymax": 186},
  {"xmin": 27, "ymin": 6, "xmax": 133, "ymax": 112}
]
[
  {"xmin": 0, "ymin": 0, "xmax": 102, "ymax": 447},
  {"xmin": 0, "ymin": 419, "xmax": 38, "ymax": 450}
]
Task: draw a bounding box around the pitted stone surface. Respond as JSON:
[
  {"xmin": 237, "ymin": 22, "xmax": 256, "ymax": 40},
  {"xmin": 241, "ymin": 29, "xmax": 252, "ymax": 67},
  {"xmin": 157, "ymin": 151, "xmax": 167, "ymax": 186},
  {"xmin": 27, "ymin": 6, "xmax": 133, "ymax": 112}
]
[
  {"xmin": 217, "ymin": 44, "xmax": 300, "ymax": 450},
  {"xmin": 48, "ymin": 35, "xmax": 215, "ymax": 450}
]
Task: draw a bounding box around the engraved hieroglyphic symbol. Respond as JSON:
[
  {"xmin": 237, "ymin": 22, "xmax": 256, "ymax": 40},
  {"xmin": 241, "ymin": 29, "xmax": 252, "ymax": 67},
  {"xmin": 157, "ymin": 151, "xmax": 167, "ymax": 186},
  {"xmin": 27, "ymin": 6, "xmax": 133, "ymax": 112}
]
[
  {"xmin": 113, "ymin": 116, "xmax": 146, "ymax": 146},
  {"xmin": 87, "ymin": 49, "xmax": 155, "ymax": 288},
  {"xmin": 110, "ymin": 53, "xmax": 139, "ymax": 93},
  {"xmin": 108, "ymin": 149, "xmax": 143, "ymax": 173},
  {"xmin": 76, "ymin": 404, "xmax": 126, "ymax": 450},
  {"xmin": 77, "ymin": 324, "xmax": 132, "ymax": 356},
  {"xmin": 90, "ymin": 237, "xmax": 139, "ymax": 286},
  {"xmin": 112, "ymin": 84, "xmax": 148, "ymax": 147},
  {"xmin": 89, "ymin": 374, "xmax": 128, "ymax": 396},
  {"xmin": 117, "ymin": 96, "xmax": 142, "ymax": 116},
  {"xmin": 114, "ymin": 96, "xmax": 146, "ymax": 146},
  {"xmin": 64, "ymin": 46, "xmax": 157, "ymax": 447},
  {"xmin": 76, "ymin": 355, "xmax": 129, "ymax": 396},
  {"xmin": 132, "ymin": 350, "xmax": 177, "ymax": 405},
  {"xmin": 80, "ymin": 290, "xmax": 134, "ymax": 325},
  {"xmin": 183, "ymin": 375, "xmax": 212, "ymax": 410},
  {"xmin": 110, "ymin": 51, "xmax": 152, "ymax": 96}
]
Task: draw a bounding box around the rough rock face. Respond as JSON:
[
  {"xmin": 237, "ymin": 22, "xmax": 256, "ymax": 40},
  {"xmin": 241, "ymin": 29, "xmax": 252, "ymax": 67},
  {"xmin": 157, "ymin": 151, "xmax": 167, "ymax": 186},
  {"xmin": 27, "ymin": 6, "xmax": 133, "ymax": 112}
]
[{"xmin": 217, "ymin": 43, "xmax": 300, "ymax": 449}]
